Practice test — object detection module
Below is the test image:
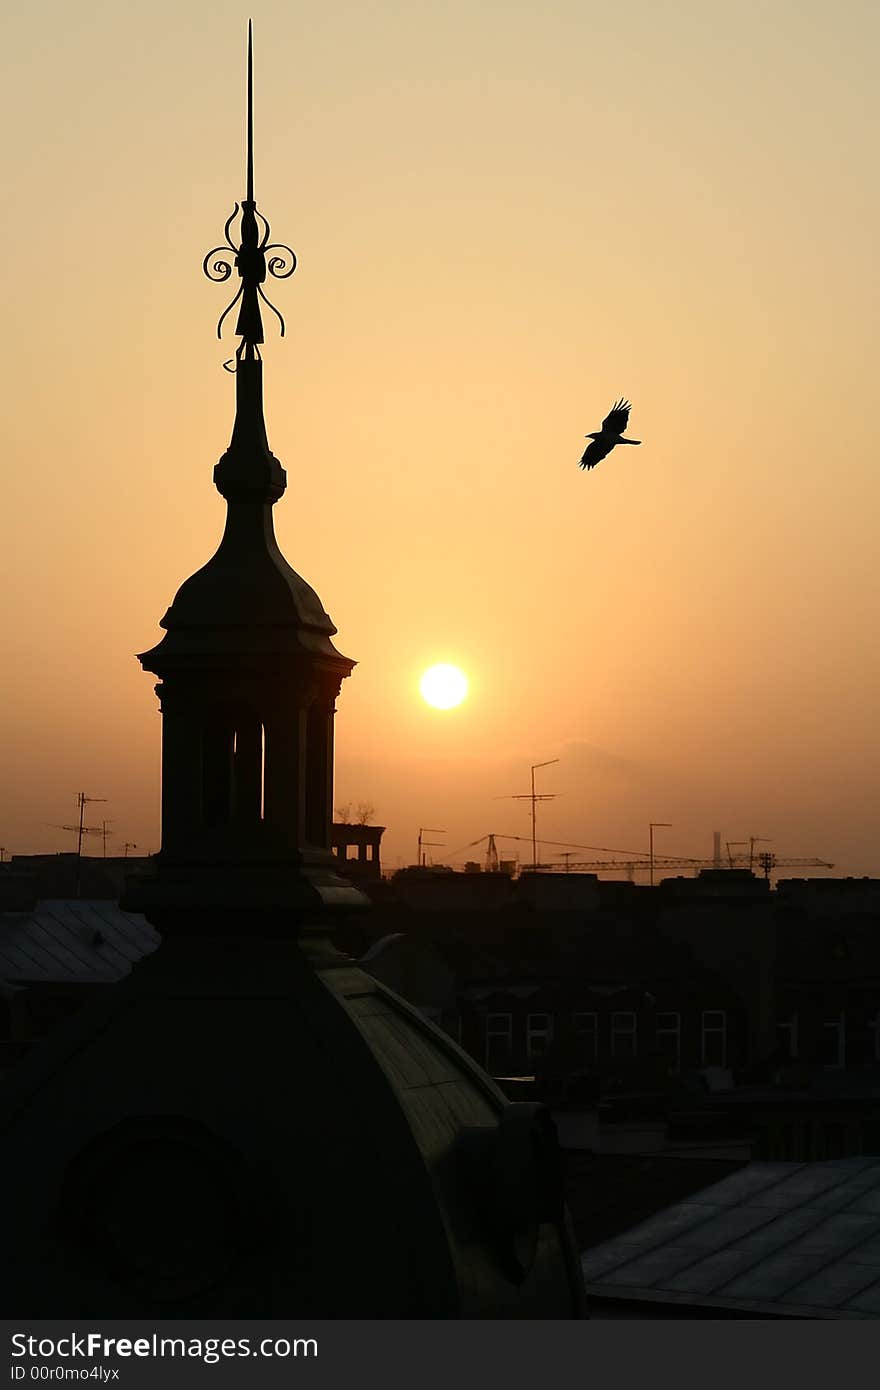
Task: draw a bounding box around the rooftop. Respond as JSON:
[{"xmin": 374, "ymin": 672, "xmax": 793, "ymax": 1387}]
[
  {"xmin": 581, "ymin": 1156, "xmax": 880, "ymax": 1318},
  {"xmin": 0, "ymin": 900, "xmax": 160, "ymax": 985}
]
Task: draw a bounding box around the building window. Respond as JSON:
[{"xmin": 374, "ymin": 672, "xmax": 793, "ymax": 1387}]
[
  {"xmin": 821, "ymin": 1012, "xmax": 846, "ymax": 1069},
  {"xmin": 701, "ymin": 1010, "xmax": 727, "ymax": 1067},
  {"xmin": 485, "ymin": 1013, "xmax": 513, "ymax": 1072},
  {"xmin": 776, "ymin": 1014, "xmax": 798, "ymax": 1059},
  {"xmin": 526, "ymin": 1013, "xmax": 553, "ymax": 1059},
  {"xmin": 656, "ymin": 1012, "xmax": 681, "ymax": 1072},
  {"xmin": 611, "ymin": 1011, "xmax": 637, "ymax": 1058},
  {"xmin": 573, "ymin": 1011, "xmax": 598, "ymax": 1062}
]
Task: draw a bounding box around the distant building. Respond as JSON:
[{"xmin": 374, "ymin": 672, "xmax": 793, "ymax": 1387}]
[
  {"xmin": 330, "ymin": 821, "xmax": 384, "ymax": 880},
  {"xmin": 1, "ymin": 854, "xmax": 152, "ymax": 903},
  {"xmin": 344, "ymin": 868, "xmax": 880, "ymax": 1166}
]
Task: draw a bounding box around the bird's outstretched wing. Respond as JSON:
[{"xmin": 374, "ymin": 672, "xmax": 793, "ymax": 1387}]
[
  {"xmin": 602, "ymin": 398, "xmax": 631, "ymax": 435},
  {"xmin": 579, "ymin": 437, "xmax": 613, "ymax": 470}
]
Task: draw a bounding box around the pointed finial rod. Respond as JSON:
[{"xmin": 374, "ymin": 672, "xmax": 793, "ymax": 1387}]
[
  {"xmin": 202, "ymin": 21, "xmax": 297, "ymax": 362},
  {"xmin": 246, "ymin": 18, "xmax": 254, "ymax": 204}
]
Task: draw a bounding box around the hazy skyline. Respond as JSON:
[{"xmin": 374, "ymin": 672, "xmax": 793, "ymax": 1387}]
[{"xmin": 1, "ymin": 1, "xmax": 877, "ymax": 875}]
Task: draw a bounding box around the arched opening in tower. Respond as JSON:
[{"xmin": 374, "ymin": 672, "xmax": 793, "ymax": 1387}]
[{"xmin": 305, "ymin": 702, "xmax": 329, "ymax": 849}]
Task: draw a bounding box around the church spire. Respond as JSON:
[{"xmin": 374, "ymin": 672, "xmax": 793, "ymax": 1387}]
[
  {"xmin": 202, "ymin": 21, "xmax": 297, "ymax": 503},
  {"xmin": 202, "ymin": 19, "xmax": 297, "ymax": 365},
  {"xmin": 246, "ymin": 16, "xmax": 254, "ymax": 205}
]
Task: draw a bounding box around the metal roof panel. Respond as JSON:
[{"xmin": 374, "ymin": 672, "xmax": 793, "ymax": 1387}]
[
  {"xmin": 781, "ymin": 1259, "xmax": 880, "ymax": 1309},
  {"xmin": 0, "ymin": 900, "xmax": 159, "ymax": 984},
  {"xmin": 581, "ymin": 1159, "xmax": 880, "ymax": 1317}
]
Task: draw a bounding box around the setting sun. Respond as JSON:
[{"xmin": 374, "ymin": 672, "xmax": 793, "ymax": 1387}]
[{"xmin": 419, "ymin": 664, "xmax": 468, "ymax": 710}]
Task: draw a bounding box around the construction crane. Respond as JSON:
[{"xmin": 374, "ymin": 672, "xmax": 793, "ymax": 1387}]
[
  {"xmin": 438, "ymin": 833, "xmax": 833, "ymax": 880},
  {"xmin": 537, "ymin": 855, "xmax": 834, "ymax": 878},
  {"xmin": 754, "ymin": 851, "xmax": 835, "ymax": 881},
  {"xmin": 443, "ymin": 832, "xmax": 673, "ymax": 872}
]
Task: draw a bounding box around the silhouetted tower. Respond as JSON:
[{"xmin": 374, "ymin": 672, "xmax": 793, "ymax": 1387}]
[
  {"xmin": 136, "ymin": 28, "xmax": 357, "ymax": 921},
  {"xmin": 0, "ymin": 29, "xmax": 582, "ymax": 1321}
]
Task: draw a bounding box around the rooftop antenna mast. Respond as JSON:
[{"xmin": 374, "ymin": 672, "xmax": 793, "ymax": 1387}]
[
  {"xmin": 497, "ymin": 760, "xmax": 560, "ymax": 871},
  {"xmin": 74, "ymin": 792, "xmax": 107, "ymax": 897},
  {"xmin": 649, "ymin": 821, "xmax": 671, "ymax": 887},
  {"xmin": 418, "ymin": 828, "xmax": 446, "ymax": 867}
]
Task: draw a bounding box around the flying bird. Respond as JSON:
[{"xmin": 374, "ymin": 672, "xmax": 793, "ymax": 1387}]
[{"xmin": 578, "ymin": 398, "xmax": 641, "ymax": 470}]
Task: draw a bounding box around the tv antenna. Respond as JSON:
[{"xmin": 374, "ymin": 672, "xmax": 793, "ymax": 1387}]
[
  {"xmin": 497, "ymin": 759, "xmax": 560, "ymax": 871},
  {"xmin": 417, "ymin": 827, "xmax": 446, "ymax": 867},
  {"xmin": 72, "ymin": 793, "xmax": 107, "ymax": 896}
]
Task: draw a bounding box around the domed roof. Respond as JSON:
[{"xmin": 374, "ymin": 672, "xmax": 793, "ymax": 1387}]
[
  {"xmin": 0, "ymin": 932, "xmax": 585, "ymax": 1317},
  {"xmin": 139, "ymin": 359, "xmax": 351, "ymax": 669},
  {"xmin": 162, "ymin": 519, "xmax": 336, "ymax": 637},
  {"xmin": 139, "ymin": 517, "xmax": 347, "ymax": 666}
]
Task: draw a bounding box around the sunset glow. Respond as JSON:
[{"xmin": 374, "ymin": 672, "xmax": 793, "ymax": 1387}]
[
  {"xmin": 0, "ymin": 3, "xmax": 877, "ymax": 876},
  {"xmin": 420, "ymin": 665, "xmax": 469, "ymax": 710}
]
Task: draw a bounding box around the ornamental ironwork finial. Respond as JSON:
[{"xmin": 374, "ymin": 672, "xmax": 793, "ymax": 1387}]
[{"xmin": 202, "ymin": 20, "xmax": 296, "ymax": 367}]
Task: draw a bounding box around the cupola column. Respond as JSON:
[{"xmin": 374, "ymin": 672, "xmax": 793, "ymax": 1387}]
[
  {"xmin": 262, "ymin": 701, "xmax": 305, "ymax": 850},
  {"xmin": 158, "ymin": 690, "xmax": 204, "ymax": 854}
]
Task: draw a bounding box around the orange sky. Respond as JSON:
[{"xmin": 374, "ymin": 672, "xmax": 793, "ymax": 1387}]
[{"xmin": 1, "ymin": 1, "xmax": 878, "ymax": 875}]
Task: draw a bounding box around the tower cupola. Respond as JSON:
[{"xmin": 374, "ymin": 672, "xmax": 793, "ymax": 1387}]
[{"xmin": 135, "ymin": 24, "xmax": 358, "ymax": 919}]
